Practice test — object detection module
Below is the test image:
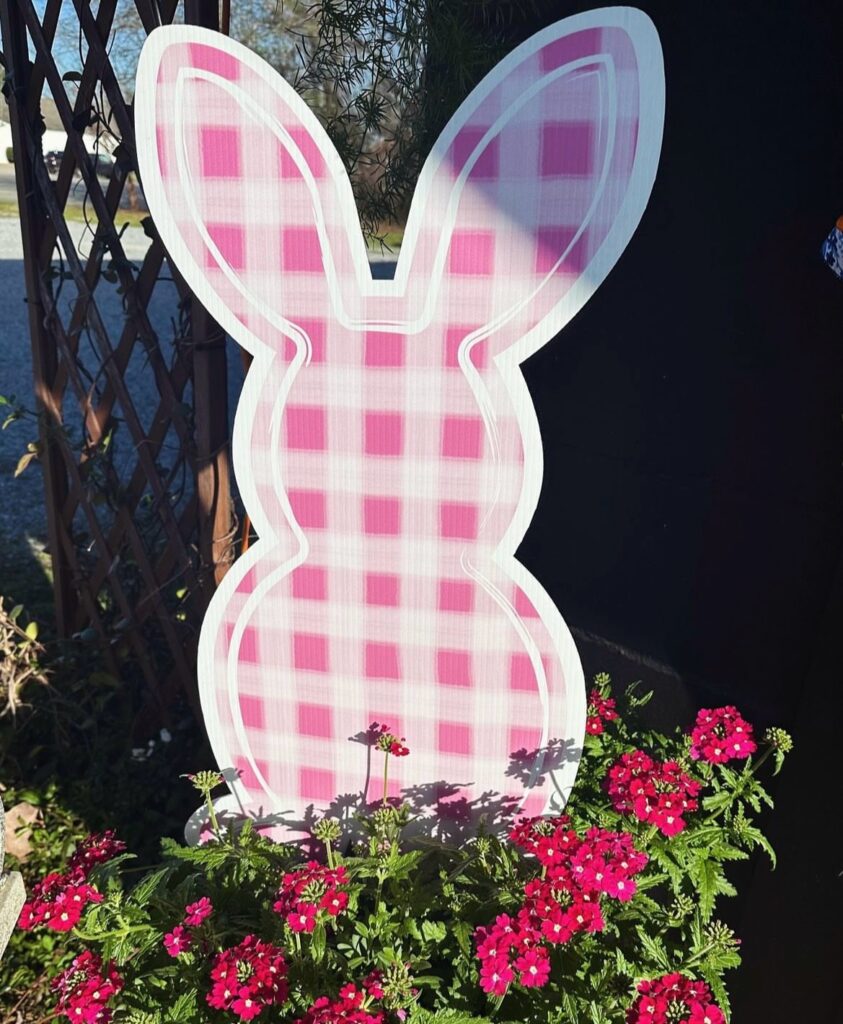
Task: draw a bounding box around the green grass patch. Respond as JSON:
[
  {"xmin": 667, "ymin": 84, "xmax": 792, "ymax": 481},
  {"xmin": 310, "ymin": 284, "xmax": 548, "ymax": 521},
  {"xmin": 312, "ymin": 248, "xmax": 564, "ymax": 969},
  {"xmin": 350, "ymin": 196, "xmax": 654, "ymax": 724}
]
[{"xmin": 0, "ymin": 199, "xmax": 150, "ymax": 230}]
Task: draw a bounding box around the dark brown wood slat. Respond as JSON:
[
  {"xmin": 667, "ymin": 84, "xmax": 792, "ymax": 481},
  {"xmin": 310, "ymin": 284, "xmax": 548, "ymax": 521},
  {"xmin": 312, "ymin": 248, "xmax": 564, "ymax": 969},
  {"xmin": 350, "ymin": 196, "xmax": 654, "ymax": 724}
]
[
  {"xmin": 38, "ymin": 397, "xmax": 165, "ymax": 697},
  {"xmin": 0, "ymin": 0, "xmax": 77, "ymax": 633},
  {"xmin": 182, "ymin": 0, "xmax": 236, "ymax": 591},
  {"xmin": 44, "ymin": 304, "xmax": 198, "ymax": 691},
  {"xmin": 24, "ymin": 125, "xmax": 196, "ymax": 698},
  {"xmin": 0, "ymin": 0, "xmax": 236, "ymax": 708},
  {"xmin": 25, "ymin": 0, "xmax": 63, "ymax": 120},
  {"xmin": 11, "ymin": 100, "xmax": 205, "ymax": 612},
  {"xmin": 35, "ymin": 0, "xmax": 120, "ymax": 268},
  {"xmin": 19, "ymin": 1, "xmax": 198, "ymax": 467},
  {"xmin": 52, "ymin": 162, "xmax": 135, "ymax": 423},
  {"xmin": 37, "ymin": 290, "xmax": 174, "ymax": 705}
]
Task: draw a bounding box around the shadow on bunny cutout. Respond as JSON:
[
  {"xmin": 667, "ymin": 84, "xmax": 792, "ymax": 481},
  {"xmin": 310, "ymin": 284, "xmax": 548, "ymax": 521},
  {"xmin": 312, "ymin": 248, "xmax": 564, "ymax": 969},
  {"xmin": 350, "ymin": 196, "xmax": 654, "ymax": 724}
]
[
  {"xmin": 185, "ymin": 733, "xmax": 582, "ymax": 850},
  {"xmin": 137, "ymin": 9, "xmax": 663, "ymax": 841}
]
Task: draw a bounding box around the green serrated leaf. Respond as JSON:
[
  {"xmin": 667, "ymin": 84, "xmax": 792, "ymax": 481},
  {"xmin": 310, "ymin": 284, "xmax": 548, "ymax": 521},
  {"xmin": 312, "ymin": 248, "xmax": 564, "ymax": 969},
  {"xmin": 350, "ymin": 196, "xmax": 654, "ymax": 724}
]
[
  {"xmin": 409, "ymin": 1010, "xmax": 491, "ymax": 1024},
  {"xmin": 709, "ymin": 842, "xmax": 749, "ymax": 862},
  {"xmin": 310, "ymin": 921, "xmax": 327, "ymax": 963},
  {"xmin": 453, "ymin": 920, "xmax": 472, "ymax": 957},
  {"xmin": 614, "ymin": 946, "xmax": 636, "ymax": 977},
  {"xmin": 693, "ymin": 856, "xmax": 718, "ymax": 921},
  {"xmin": 701, "ymin": 966, "xmax": 732, "ymax": 1020},
  {"xmin": 704, "ymin": 949, "xmax": 742, "ymax": 972},
  {"xmin": 160, "ymin": 836, "xmax": 231, "ymax": 870},
  {"xmin": 129, "ymin": 864, "xmax": 175, "ymax": 907},
  {"xmin": 744, "ymin": 824, "xmax": 777, "ymax": 868},
  {"xmin": 636, "ymin": 927, "xmax": 671, "ymax": 970},
  {"xmin": 421, "ymin": 919, "xmax": 448, "ymax": 944},
  {"xmin": 165, "ymin": 989, "xmax": 198, "ymax": 1022},
  {"xmin": 702, "ymin": 790, "xmax": 733, "ymax": 813}
]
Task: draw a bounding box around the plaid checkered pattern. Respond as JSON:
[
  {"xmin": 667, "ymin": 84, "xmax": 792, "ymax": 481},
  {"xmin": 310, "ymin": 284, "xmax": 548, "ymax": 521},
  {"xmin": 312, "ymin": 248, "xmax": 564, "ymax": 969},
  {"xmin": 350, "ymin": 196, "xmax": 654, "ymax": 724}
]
[{"xmin": 137, "ymin": 10, "xmax": 662, "ymax": 838}]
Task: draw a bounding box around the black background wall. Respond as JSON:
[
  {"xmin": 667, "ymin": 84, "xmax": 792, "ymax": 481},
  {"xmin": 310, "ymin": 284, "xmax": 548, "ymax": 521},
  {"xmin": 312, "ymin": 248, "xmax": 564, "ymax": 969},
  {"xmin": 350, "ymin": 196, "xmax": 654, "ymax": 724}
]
[
  {"xmin": 446, "ymin": 1, "xmax": 843, "ymax": 1019},
  {"xmin": 514, "ymin": 0, "xmax": 843, "ymax": 724}
]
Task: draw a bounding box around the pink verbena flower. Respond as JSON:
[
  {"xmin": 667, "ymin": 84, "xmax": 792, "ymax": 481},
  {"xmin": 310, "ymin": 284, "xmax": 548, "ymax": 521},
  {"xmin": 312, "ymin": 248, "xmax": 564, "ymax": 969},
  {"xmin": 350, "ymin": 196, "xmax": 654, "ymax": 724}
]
[
  {"xmin": 184, "ymin": 896, "xmax": 213, "ymax": 927},
  {"xmin": 52, "ymin": 950, "xmax": 123, "ymax": 1023},
  {"xmin": 273, "ymin": 861, "xmax": 350, "ymax": 927},
  {"xmin": 373, "ymin": 722, "xmax": 411, "ymax": 757},
  {"xmin": 509, "ymin": 818, "xmax": 648, "ymax": 901},
  {"xmin": 475, "ymin": 818, "xmax": 649, "ymax": 996},
  {"xmin": 163, "ymin": 924, "xmax": 192, "ymax": 958},
  {"xmin": 608, "ymin": 751, "xmax": 701, "ymax": 836},
  {"xmin": 18, "ymin": 830, "xmax": 125, "ymax": 935},
  {"xmin": 479, "ymin": 956, "xmax": 515, "ymax": 996},
  {"xmin": 18, "ymin": 872, "xmax": 103, "ymax": 932},
  {"xmin": 287, "ymin": 903, "xmax": 318, "ymax": 933},
  {"xmin": 477, "ymin": 818, "xmax": 649, "ymax": 997},
  {"xmin": 586, "ymin": 689, "xmax": 619, "ymax": 735},
  {"xmin": 513, "ymin": 948, "xmax": 551, "ymax": 987},
  {"xmin": 690, "ymin": 706, "xmax": 757, "ymax": 764},
  {"xmin": 207, "ymin": 936, "xmax": 288, "ymax": 1020},
  {"xmin": 66, "ymin": 830, "xmax": 126, "ymax": 876},
  {"xmin": 627, "ymin": 973, "xmax": 725, "ymax": 1024},
  {"xmin": 294, "ymin": 981, "xmax": 385, "ymax": 1024}
]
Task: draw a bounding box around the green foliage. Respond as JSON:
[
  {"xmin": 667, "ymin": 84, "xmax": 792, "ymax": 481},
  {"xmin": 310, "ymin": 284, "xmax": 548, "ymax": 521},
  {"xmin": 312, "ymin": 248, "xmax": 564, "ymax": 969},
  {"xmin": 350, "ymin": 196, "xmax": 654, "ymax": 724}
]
[
  {"xmin": 0, "ymin": 780, "xmax": 87, "ymax": 1017},
  {"xmin": 0, "ymin": 592, "xmax": 208, "ymax": 1019},
  {"xmin": 7, "ymin": 676, "xmax": 788, "ymax": 1023},
  {"xmin": 0, "ymin": 596, "xmax": 48, "ymax": 716}
]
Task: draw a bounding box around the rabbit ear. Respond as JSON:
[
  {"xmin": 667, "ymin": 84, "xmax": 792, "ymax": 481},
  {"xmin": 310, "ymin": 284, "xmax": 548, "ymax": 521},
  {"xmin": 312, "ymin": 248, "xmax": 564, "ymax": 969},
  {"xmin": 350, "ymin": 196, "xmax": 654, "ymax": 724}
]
[
  {"xmin": 397, "ymin": 7, "xmax": 664, "ymax": 359},
  {"xmin": 135, "ymin": 26, "xmax": 371, "ymax": 354}
]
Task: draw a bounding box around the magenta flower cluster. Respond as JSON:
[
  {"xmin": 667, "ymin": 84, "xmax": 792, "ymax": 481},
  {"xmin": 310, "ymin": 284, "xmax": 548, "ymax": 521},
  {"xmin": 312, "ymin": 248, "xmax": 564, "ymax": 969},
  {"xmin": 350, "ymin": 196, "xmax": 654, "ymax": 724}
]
[
  {"xmin": 475, "ymin": 817, "xmax": 649, "ymax": 995},
  {"xmin": 296, "ymin": 975, "xmax": 387, "ymax": 1024},
  {"xmin": 163, "ymin": 896, "xmax": 214, "ymax": 957},
  {"xmin": 52, "ymin": 950, "xmax": 124, "ymax": 1024},
  {"xmin": 206, "ymin": 934, "xmax": 289, "ymax": 1019},
  {"xmin": 586, "ymin": 688, "xmax": 619, "ymax": 735},
  {"xmin": 374, "ymin": 722, "xmax": 410, "ymax": 757},
  {"xmin": 607, "ymin": 750, "xmax": 702, "ymax": 836},
  {"xmin": 627, "ymin": 972, "xmax": 725, "ymax": 1024},
  {"xmin": 690, "ymin": 706, "xmax": 757, "ymax": 764},
  {"xmin": 272, "ymin": 860, "xmax": 350, "ymax": 932},
  {"xmin": 19, "ymin": 831, "xmax": 125, "ymax": 933}
]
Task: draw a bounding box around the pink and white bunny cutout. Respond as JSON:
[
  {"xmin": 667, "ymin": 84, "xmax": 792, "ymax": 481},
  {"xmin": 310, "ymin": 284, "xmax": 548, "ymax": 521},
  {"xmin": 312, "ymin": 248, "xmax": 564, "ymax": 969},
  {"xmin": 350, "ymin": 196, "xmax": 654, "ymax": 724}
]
[{"xmin": 136, "ymin": 7, "xmax": 664, "ymax": 840}]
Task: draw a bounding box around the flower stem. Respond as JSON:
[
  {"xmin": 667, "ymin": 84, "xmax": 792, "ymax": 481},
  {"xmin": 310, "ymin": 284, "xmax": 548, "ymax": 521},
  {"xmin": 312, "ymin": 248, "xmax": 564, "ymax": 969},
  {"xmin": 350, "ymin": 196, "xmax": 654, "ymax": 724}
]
[
  {"xmin": 490, "ymin": 991, "xmax": 507, "ymax": 1018},
  {"xmin": 750, "ymin": 745, "xmax": 774, "ymax": 776},
  {"xmin": 682, "ymin": 940, "xmax": 717, "ymax": 970},
  {"xmin": 205, "ymin": 792, "xmax": 222, "ymax": 839},
  {"xmin": 382, "ymin": 751, "xmax": 390, "ymax": 807},
  {"xmin": 74, "ymin": 923, "xmax": 153, "ymax": 942}
]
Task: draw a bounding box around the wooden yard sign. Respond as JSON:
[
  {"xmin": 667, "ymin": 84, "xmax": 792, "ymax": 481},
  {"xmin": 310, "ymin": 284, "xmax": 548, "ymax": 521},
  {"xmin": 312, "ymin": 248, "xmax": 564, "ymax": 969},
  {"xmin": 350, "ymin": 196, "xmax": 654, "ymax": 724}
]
[{"xmin": 135, "ymin": 7, "xmax": 664, "ymax": 839}]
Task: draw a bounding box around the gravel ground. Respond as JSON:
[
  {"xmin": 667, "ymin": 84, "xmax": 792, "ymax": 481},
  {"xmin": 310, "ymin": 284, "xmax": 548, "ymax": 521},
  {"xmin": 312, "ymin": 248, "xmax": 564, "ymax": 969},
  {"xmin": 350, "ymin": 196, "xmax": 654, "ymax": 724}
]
[
  {"xmin": 0, "ymin": 215, "xmax": 54, "ymax": 548},
  {"xmin": 0, "ymin": 215, "xmax": 245, "ymax": 571},
  {"xmin": 0, "ymin": 214, "xmax": 395, "ymax": 596}
]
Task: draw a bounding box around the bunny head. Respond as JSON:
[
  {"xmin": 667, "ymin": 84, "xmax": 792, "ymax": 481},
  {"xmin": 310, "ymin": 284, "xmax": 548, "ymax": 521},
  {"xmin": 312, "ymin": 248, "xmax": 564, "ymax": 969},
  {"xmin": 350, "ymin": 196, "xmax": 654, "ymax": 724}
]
[{"xmin": 136, "ymin": 8, "xmax": 664, "ymax": 842}]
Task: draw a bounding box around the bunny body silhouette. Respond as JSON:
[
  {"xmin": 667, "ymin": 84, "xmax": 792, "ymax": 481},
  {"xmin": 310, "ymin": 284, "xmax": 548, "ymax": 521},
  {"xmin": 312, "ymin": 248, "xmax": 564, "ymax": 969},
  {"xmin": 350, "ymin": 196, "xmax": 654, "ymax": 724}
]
[{"xmin": 136, "ymin": 8, "xmax": 664, "ymax": 838}]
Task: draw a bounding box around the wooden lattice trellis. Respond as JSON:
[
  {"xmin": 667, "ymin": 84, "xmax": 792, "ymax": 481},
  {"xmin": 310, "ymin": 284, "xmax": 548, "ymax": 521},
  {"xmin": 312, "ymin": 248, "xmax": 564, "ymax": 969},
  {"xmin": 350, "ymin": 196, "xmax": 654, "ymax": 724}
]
[{"xmin": 0, "ymin": 0, "xmax": 236, "ymax": 712}]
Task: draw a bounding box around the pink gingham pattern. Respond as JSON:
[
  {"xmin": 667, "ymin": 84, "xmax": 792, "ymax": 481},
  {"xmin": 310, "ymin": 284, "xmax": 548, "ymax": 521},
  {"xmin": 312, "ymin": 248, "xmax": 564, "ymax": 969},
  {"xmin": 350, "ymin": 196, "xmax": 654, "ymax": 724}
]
[{"xmin": 136, "ymin": 10, "xmax": 663, "ymax": 838}]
